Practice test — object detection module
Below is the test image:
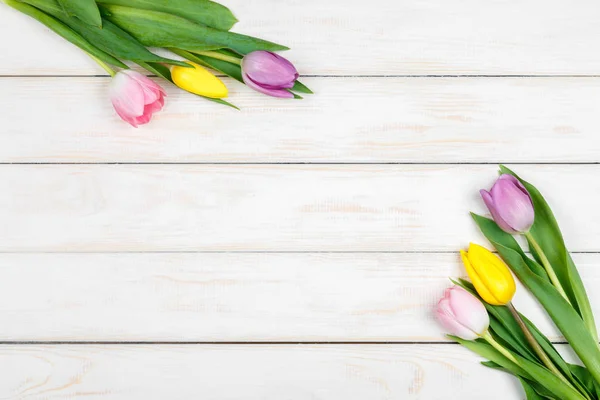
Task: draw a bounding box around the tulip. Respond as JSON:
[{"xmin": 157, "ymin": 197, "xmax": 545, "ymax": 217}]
[
  {"xmin": 435, "ymin": 286, "xmax": 489, "ymax": 340},
  {"xmin": 241, "ymin": 51, "xmax": 299, "ymax": 98},
  {"xmin": 171, "ymin": 62, "xmax": 228, "ymax": 99},
  {"xmin": 480, "ymin": 174, "xmax": 534, "ymax": 234},
  {"xmin": 461, "ymin": 243, "xmax": 516, "ymax": 306},
  {"xmin": 109, "ymin": 70, "xmax": 166, "ymax": 128}
]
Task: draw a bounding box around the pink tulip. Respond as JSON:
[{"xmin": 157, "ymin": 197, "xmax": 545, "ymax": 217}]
[
  {"xmin": 435, "ymin": 286, "xmax": 489, "ymax": 340},
  {"xmin": 109, "ymin": 70, "xmax": 166, "ymax": 127},
  {"xmin": 241, "ymin": 51, "xmax": 299, "ymax": 98}
]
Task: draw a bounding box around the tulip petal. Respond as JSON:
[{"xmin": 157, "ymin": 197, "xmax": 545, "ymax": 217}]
[
  {"xmin": 242, "ymin": 70, "xmax": 294, "ymax": 98},
  {"xmin": 109, "ymin": 72, "xmax": 145, "ymax": 118},
  {"xmin": 491, "ymin": 177, "xmax": 535, "ymax": 232},
  {"xmin": 448, "ymin": 287, "xmax": 489, "ymax": 335},
  {"xmin": 124, "ymin": 70, "xmax": 167, "ymax": 96},
  {"xmin": 465, "ymin": 244, "xmax": 516, "ymax": 305},
  {"xmin": 109, "ymin": 70, "xmax": 166, "ymax": 127},
  {"xmin": 461, "ymin": 249, "xmax": 501, "ymax": 305},
  {"xmin": 436, "ymin": 297, "xmax": 479, "ymax": 340},
  {"xmin": 480, "ymin": 189, "xmax": 516, "ymax": 233},
  {"xmin": 242, "ymin": 51, "xmax": 298, "ymax": 88}
]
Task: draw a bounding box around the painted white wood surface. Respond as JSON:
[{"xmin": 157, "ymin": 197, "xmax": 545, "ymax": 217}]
[
  {"xmin": 2, "ymin": 0, "xmax": 599, "ymax": 398},
  {"xmin": 0, "ymin": 164, "xmax": 597, "ymax": 252},
  {"xmin": 0, "ymin": 252, "xmax": 598, "ymax": 342},
  {"xmin": 0, "ymin": 344, "xmax": 537, "ymax": 399},
  {"xmin": 3, "ymin": 0, "xmax": 600, "ymax": 75},
  {"xmin": 1, "ymin": 77, "xmax": 600, "ymax": 163}
]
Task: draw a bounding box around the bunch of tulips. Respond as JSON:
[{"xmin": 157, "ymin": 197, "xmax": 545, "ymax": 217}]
[
  {"xmin": 4, "ymin": 0, "xmax": 311, "ymax": 126},
  {"xmin": 436, "ymin": 165, "xmax": 600, "ymax": 399}
]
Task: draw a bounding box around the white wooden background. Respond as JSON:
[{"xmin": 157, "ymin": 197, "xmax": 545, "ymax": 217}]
[{"xmin": 1, "ymin": 0, "xmax": 599, "ymax": 398}]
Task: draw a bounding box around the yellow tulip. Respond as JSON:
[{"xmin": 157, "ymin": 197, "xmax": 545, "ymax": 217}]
[
  {"xmin": 171, "ymin": 62, "xmax": 228, "ymax": 99},
  {"xmin": 460, "ymin": 243, "xmax": 516, "ymax": 306}
]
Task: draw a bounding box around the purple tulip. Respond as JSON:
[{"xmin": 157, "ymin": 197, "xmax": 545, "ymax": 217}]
[
  {"xmin": 435, "ymin": 286, "xmax": 489, "ymax": 340},
  {"xmin": 480, "ymin": 174, "xmax": 534, "ymax": 234},
  {"xmin": 241, "ymin": 51, "xmax": 299, "ymax": 98}
]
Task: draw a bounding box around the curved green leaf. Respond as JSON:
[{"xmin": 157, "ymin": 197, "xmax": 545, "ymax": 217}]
[
  {"xmin": 100, "ymin": 4, "xmax": 288, "ymax": 55},
  {"xmin": 97, "ymin": 0, "xmax": 238, "ymax": 31},
  {"xmin": 499, "ymin": 165, "xmax": 597, "ymax": 341},
  {"xmin": 22, "ymin": 0, "xmax": 186, "ymax": 67},
  {"xmin": 570, "ymin": 364, "xmax": 600, "ymax": 399},
  {"xmin": 491, "ymin": 241, "xmax": 600, "ymax": 385},
  {"xmin": 452, "ymin": 336, "xmax": 586, "ymax": 400},
  {"xmin": 470, "ymin": 213, "xmax": 549, "ymax": 282},
  {"xmin": 518, "ymin": 378, "xmax": 554, "ymax": 399},
  {"xmin": 292, "ymin": 80, "xmax": 314, "ymax": 95},
  {"xmin": 57, "ymin": 0, "xmax": 101, "ymax": 27},
  {"xmin": 4, "ymin": 0, "xmax": 125, "ymax": 68}
]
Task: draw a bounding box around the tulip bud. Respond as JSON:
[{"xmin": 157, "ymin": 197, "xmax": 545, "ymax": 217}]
[
  {"xmin": 109, "ymin": 70, "xmax": 166, "ymax": 128},
  {"xmin": 461, "ymin": 243, "xmax": 516, "ymax": 306},
  {"xmin": 241, "ymin": 51, "xmax": 299, "ymax": 98},
  {"xmin": 480, "ymin": 174, "xmax": 534, "ymax": 234},
  {"xmin": 435, "ymin": 286, "xmax": 489, "ymax": 340},
  {"xmin": 171, "ymin": 62, "xmax": 228, "ymax": 99}
]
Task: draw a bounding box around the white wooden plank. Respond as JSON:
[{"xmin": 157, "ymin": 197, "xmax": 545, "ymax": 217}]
[
  {"xmin": 0, "ymin": 344, "xmax": 534, "ymax": 399},
  {"xmin": 2, "ymin": 77, "xmax": 600, "ymax": 163},
  {"xmin": 0, "ymin": 164, "xmax": 597, "ymax": 252},
  {"xmin": 1, "ymin": 252, "xmax": 597, "ymax": 342},
  {"xmin": 3, "ymin": 0, "xmax": 600, "ymax": 75}
]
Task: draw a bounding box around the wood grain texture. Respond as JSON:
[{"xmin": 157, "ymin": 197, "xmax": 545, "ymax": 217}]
[
  {"xmin": 1, "ymin": 252, "xmax": 598, "ymax": 342},
  {"xmin": 0, "ymin": 164, "xmax": 596, "ymax": 252},
  {"xmin": 2, "ymin": 0, "xmax": 600, "ymax": 75},
  {"xmin": 0, "ymin": 344, "xmax": 535, "ymax": 399},
  {"xmin": 2, "ymin": 77, "xmax": 600, "ymax": 163}
]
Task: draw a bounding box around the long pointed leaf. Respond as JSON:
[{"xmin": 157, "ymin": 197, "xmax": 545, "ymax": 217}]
[
  {"xmin": 452, "ymin": 336, "xmax": 586, "ymax": 400},
  {"xmin": 470, "ymin": 213, "xmax": 549, "ymax": 282},
  {"xmin": 486, "ymin": 239, "xmax": 600, "ymax": 384},
  {"xmin": 57, "ymin": 0, "xmax": 101, "ymax": 27},
  {"xmin": 97, "ymin": 0, "xmax": 237, "ymax": 31},
  {"xmin": 4, "ymin": 0, "xmax": 125, "ymax": 68},
  {"xmin": 101, "ymin": 5, "xmax": 288, "ymax": 55},
  {"xmin": 499, "ymin": 165, "xmax": 597, "ymax": 341},
  {"xmin": 22, "ymin": 0, "xmax": 187, "ymax": 66}
]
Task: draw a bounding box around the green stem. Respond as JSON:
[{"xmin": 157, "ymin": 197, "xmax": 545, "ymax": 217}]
[
  {"xmin": 507, "ymin": 302, "xmax": 583, "ymax": 395},
  {"xmin": 482, "ymin": 331, "xmax": 519, "ymax": 365},
  {"xmin": 193, "ymin": 51, "xmax": 242, "ymax": 65},
  {"xmin": 87, "ymin": 52, "xmax": 117, "ymax": 77},
  {"xmin": 525, "ymin": 232, "xmax": 571, "ymax": 304}
]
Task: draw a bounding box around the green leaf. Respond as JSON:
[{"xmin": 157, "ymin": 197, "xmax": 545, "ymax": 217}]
[
  {"xmin": 490, "ymin": 241, "xmax": 600, "ymax": 384},
  {"xmin": 182, "ymin": 51, "xmax": 244, "ymax": 83},
  {"xmin": 470, "ymin": 213, "xmax": 549, "ymax": 282},
  {"xmin": 518, "ymin": 378, "xmax": 553, "ymax": 399},
  {"xmin": 499, "ymin": 165, "xmax": 597, "ymax": 341},
  {"xmin": 22, "ymin": 0, "xmax": 187, "ymax": 67},
  {"xmin": 100, "ymin": 4, "xmax": 288, "ymax": 55},
  {"xmin": 455, "ymin": 279, "xmax": 547, "ymax": 364},
  {"xmin": 452, "ymin": 336, "xmax": 586, "ymax": 400},
  {"xmin": 137, "ymin": 62, "xmax": 171, "ymax": 81},
  {"xmin": 450, "ymin": 336, "xmax": 531, "ymax": 379},
  {"xmin": 4, "ymin": 0, "xmax": 126, "ymax": 68},
  {"xmin": 489, "ymin": 314, "xmax": 538, "ymax": 363},
  {"xmin": 292, "ymin": 80, "xmax": 314, "ymax": 94},
  {"xmin": 97, "ymin": 0, "xmax": 238, "ymax": 31},
  {"xmin": 57, "ymin": 0, "xmax": 101, "ymax": 27},
  {"xmin": 569, "ymin": 364, "xmax": 600, "ymax": 399},
  {"xmin": 520, "ymin": 314, "xmax": 574, "ymax": 383}
]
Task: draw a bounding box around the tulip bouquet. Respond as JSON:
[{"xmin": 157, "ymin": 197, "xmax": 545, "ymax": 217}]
[
  {"xmin": 436, "ymin": 165, "xmax": 600, "ymax": 400},
  {"xmin": 4, "ymin": 0, "xmax": 311, "ymax": 126}
]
